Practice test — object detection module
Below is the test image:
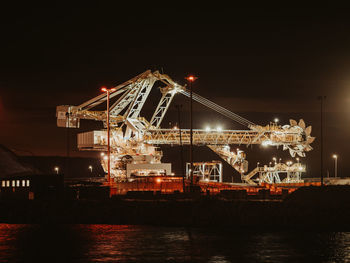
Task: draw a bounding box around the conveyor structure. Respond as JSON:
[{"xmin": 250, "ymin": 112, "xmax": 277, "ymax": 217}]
[{"xmin": 56, "ymin": 70, "xmax": 315, "ymax": 184}]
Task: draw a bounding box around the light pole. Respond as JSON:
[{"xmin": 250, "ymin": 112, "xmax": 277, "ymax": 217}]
[
  {"xmin": 318, "ymin": 95, "xmax": 326, "ymax": 186},
  {"xmin": 89, "ymin": 165, "xmax": 93, "ymax": 174},
  {"xmin": 54, "ymin": 167, "xmax": 59, "ymax": 174},
  {"xmin": 101, "ymin": 86, "xmax": 116, "ymax": 185},
  {"xmin": 333, "ymin": 154, "xmax": 338, "ymax": 178},
  {"xmin": 175, "ymin": 104, "xmax": 185, "ymax": 193},
  {"xmin": 185, "ymin": 75, "xmax": 197, "ymax": 191}
]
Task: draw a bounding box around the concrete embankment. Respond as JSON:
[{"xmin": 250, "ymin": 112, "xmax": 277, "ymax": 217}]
[{"xmin": 0, "ymin": 186, "xmax": 350, "ymax": 230}]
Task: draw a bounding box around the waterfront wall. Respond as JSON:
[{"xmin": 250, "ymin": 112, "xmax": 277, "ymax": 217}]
[{"xmin": 0, "ymin": 186, "xmax": 350, "ymax": 230}]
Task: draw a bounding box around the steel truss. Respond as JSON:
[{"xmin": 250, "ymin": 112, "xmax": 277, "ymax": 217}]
[{"xmin": 56, "ymin": 70, "xmax": 315, "ymax": 184}]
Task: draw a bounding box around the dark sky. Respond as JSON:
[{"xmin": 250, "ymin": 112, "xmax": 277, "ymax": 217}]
[{"xmin": 0, "ymin": 4, "xmax": 349, "ymax": 178}]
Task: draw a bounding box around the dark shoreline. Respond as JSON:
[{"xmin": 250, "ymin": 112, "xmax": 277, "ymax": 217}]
[{"xmin": 1, "ymin": 186, "xmax": 350, "ymax": 230}]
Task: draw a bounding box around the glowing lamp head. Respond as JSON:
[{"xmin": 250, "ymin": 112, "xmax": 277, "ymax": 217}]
[
  {"xmin": 101, "ymin": 87, "xmax": 107, "ymax": 92},
  {"xmin": 205, "ymin": 126, "xmax": 211, "ymax": 132},
  {"xmin": 333, "ymin": 154, "xmax": 338, "ymax": 159},
  {"xmin": 216, "ymin": 126, "xmax": 222, "ymax": 132},
  {"xmin": 274, "ymin": 118, "xmax": 279, "ymax": 123},
  {"xmin": 156, "ymin": 178, "xmax": 162, "ymax": 183},
  {"xmin": 262, "ymin": 140, "xmax": 272, "ymax": 147},
  {"xmin": 186, "ymin": 75, "xmax": 197, "ymax": 82}
]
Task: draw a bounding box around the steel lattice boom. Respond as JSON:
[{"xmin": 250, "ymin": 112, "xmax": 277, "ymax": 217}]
[{"xmin": 56, "ymin": 70, "xmax": 315, "ymax": 184}]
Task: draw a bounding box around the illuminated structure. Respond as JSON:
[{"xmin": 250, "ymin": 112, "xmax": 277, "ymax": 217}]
[
  {"xmin": 245, "ymin": 161, "xmax": 306, "ymax": 185},
  {"xmin": 56, "ymin": 70, "xmax": 314, "ymax": 185},
  {"xmin": 186, "ymin": 161, "xmax": 223, "ymax": 183}
]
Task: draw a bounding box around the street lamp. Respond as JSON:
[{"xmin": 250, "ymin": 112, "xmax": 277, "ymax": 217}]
[
  {"xmin": 318, "ymin": 95, "xmax": 326, "ymax": 186},
  {"xmin": 101, "ymin": 86, "xmax": 116, "ymax": 185},
  {"xmin": 274, "ymin": 118, "xmax": 279, "ymax": 125},
  {"xmin": 332, "ymin": 154, "xmax": 338, "ymax": 178},
  {"xmin": 54, "ymin": 166, "xmax": 59, "ymax": 174},
  {"xmin": 88, "ymin": 165, "xmax": 93, "ymax": 173},
  {"xmin": 185, "ymin": 75, "xmax": 197, "ymax": 191}
]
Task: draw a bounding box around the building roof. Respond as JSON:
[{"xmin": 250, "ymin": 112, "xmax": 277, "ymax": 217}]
[{"xmin": 0, "ymin": 145, "xmax": 36, "ymax": 178}]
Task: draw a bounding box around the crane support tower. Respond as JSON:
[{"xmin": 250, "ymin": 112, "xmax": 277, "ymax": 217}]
[{"xmin": 56, "ymin": 70, "xmax": 315, "ymax": 184}]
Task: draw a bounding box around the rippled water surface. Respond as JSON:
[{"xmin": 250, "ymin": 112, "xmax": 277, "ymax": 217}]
[{"xmin": 1, "ymin": 224, "xmax": 350, "ymax": 262}]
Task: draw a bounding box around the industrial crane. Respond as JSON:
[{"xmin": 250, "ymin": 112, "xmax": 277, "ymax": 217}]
[{"xmin": 56, "ymin": 70, "xmax": 314, "ymax": 184}]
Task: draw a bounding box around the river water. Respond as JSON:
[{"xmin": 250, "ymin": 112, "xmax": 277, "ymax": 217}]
[{"xmin": 1, "ymin": 224, "xmax": 350, "ymax": 262}]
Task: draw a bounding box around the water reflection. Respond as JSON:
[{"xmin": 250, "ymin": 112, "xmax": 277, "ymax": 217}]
[{"xmin": 1, "ymin": 224, "xmax": 350, "ymax": 262}]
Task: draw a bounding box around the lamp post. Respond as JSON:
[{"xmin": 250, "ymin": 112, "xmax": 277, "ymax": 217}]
[
  {"xmin": 318, "ymin": 95, "xmax": 326, "ymax": 186},
  {"xmin": 175, "ymin": 104, "xmax": 185, "ymax": 193},
  {"xmin": 333, "ymin": 154, "xmax": 338, "ymax": 178},
  {"xmin": 54, "ymin": 167, "xmax": 59, "ymax": 174},
  {"xmin": 101, "ymin": 86, "xmax": 116, "ymax": 185},
  {"xmin": 89, "ymin": 165, "xmax": 93, "ymax": 174},
  {"xmin": 185, "ymin": 75, "xmax": 197, "ymax": 191}
]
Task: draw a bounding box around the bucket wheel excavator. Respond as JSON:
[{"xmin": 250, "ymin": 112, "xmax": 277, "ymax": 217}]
[{"xmin": 56, "ymin": 70, "xmax": 314, "ymax": 185}]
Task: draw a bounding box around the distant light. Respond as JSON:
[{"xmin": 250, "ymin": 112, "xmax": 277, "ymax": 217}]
[
  {"xmin": 156, "ymin": 178, "xmax": 162, "ymax": 183},
  {"xmin": 272, "ymin": 157, "xmax": 277, "ymax": 161},
  {"xmin": 186, "ymin": 75, "xmax": 197, "ymax": 82},
  {"xmin": 101, "ymin": 87, "xmax": 116, "ymax": 92},
  {"xmin": 103, "ymin": 156, "xmax": 108, "ymax": 160},
  {"xmin": 173, "ymin": 126, "xmax": 178, "ymax": 129},
  {"xmin": 205, "ymin": 126, "xmax": 211, "ymax": 132},
  {"xmin": 54, "ymin": 166, "xmax": 59, "ymax": 174},
  {"xmin": 262, "ymin": 140, "xmax": 271, "ymax": 147},
  {"xmin": 217, "ymin": 126, "xmax": 222, "ymax": 132},
  {"xmin": 274, "ymin": 118, "xmax": 279, "ymax": 123},
  {"xmin": 100, "ymin": 152, "xmax": 105, "ymax": 157},
  {"xmin": 171, "ymin": 172, "xmax": 175, "ymax": 176},
  {"xmin": 299, "ymin": 167, "xmax": 303, "ymax": 171},
  {"xmin": 333, "ymin": 154, "xmax": 338, "ymax": 159}
]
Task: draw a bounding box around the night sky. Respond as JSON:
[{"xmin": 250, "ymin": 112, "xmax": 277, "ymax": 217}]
[{"xmin": 1, "ymin": 4, "xmax": 349, "ymax": 179}]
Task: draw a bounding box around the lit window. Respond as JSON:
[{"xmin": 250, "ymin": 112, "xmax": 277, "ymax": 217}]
[
  {"xmin": 26, "ymin": 180, "xmax": 30, "ymax": 187},
  {"xmin": 22, "ymin": 180, "xmax": 26, "ymax": 187},
  {"xmin": 12, "ymin": 181, "xmax": 15, "ymax": 187},
  {"xmin": 6, "ymin": 181, "xmax": 10, "ymax": 187},
  {"xmin": 16, "ymin": 180, "xmax": 20, "ymax": 187},
  {"xmin": 1, "ymin": 181, "xmax": 5, "ymax": 187}
]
